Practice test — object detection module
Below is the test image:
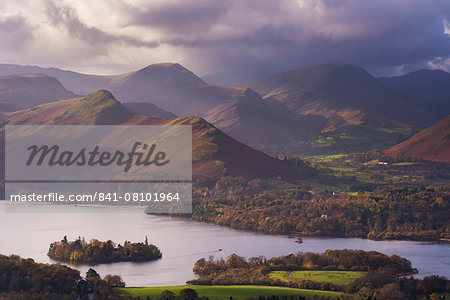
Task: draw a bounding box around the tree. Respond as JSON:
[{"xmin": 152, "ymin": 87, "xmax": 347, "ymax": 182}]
[
  {"xmin": 86, "ymin": 268, "xmax": 100, "ymax": 279},
  {"xmin": 227, "ymin": 253, "xmax": 247, "ymax": 268},
  {"xmin": 103, "ymin": 274, "xmax": 125, "ymax": 287},
  {"xmin": 179, "ymin": 288, "xmax": 199, "ymax": 300},
  {"xmin": 159, "ymin": 290, "xmax": 176, "ymax": 300}
]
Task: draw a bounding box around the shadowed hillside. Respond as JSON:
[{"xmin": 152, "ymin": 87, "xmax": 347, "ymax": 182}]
[
  {"xmin": 0, "ymin": 63, "xmax": 113, "ymax": 95},
  {"xmin": 0, "ymin": 73, "xmax": 77, "ymax": 112},
  {"xmin": 123, "ymin": 102, "xmax": 177, "ymax": 119},
  {"xmin": 378, "ymin": 69, "xmax": 450, "ymax": 118},
  {"xmin": 251, "ymin": 63, "xmax": 436, "ymax": 128}
]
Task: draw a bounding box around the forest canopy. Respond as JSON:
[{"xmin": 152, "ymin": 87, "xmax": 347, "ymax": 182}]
[{"xmin": 47, "ymin": 236, "xmax": 162, "ymax": 263}]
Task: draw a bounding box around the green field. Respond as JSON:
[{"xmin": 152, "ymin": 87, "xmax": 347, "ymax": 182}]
[
  {"xmin": 268, "ymin": 270, "xmax": 366, "ymax": 286},
  {"xmin": 117, "ymin": 285, "xmax": 341, "ymax": 299}
]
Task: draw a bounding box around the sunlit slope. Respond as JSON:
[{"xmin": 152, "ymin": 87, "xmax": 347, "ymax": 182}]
[{"xmin": 385, "ymin": 116, "xmax": 450, "ymax": 163}]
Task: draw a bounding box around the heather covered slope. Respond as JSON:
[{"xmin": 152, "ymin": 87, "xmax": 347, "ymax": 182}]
[
  {"xmin": 0, "ymin": 90, "xmax": 295, "ymax": 178},
  {"xmin": 0, "ymin": 73, "xmax": 77, "ymax": 112},
  {"xmin": 385, "ymin": 116, "xmax": 450, "ymax": 163}
]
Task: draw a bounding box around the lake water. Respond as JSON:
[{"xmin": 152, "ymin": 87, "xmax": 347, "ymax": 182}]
[{"xmin": 0, "ymin": 202, "xmax": 448, "ymax": 287}]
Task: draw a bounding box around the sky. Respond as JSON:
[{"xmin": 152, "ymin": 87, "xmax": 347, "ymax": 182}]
[{"xmin": 1, "ymin": 0, "xmax": 450, "ymax": 82}]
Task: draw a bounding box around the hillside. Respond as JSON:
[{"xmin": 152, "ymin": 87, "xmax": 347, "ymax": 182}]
[
  {"xmin": 123, "ymin": 102, "xmax": 177, "ymax": 119},
  {"xmin": 248, "ymin": 64, "xmax": 442, "ymax": 154},
  {"xmin": 111, "ymin": 63, "xmax": 222, "ymax": 116},
  {"xmin": 0, "ymin": 63, "xmax": 320, "ymax": 154},
  {"xmin": 251, "ymin": 63, "xmax": 436, "ymax": 128},
  {"xmin": 0, "ymin": 73, "xmax": 77, "ymax": 112},
  {"xmin": 384, "ymin": 116, "xmax": 450, "ymax": 163},
  {"xmin": 109, "ymin": 63, "xmax": 323, "ymax": 151},
  {"xmin": 378, "ymin": 69, "xmax": 450, "ymax": 118},
  {"xmin": 1, "ymin": 63, "xmax": 441, "ymax": 156},
  {"xmin": 0, "ymin": 90, "xmax": 295, "ymax": 178}
]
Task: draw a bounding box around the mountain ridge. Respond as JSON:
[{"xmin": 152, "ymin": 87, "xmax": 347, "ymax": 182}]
[
  {"xmin": 250, "ymin": 63, "xmax": 436, "ymax": 128},
  {"xmin": 0, "ymin": 90, "xmax": 296, "ymax": 178},
  {"xmin": 1, "ymin": 62, "xmax": 444, "ymax": 156},
  {"xmin": 378, "ymin": 69, "xmax": 450, "ymax": 119},
  {"xmin": 0, "ymin": 73, "xmax": 78, "ymax": 112}
]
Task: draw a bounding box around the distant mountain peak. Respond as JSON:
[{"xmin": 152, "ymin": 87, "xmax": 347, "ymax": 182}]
[
  {"xmin": 378, "ymin": 68, "xmax": 450, "ymax": 119},
  {"xmin": 0, "ymin": 73, "xmax": 78, "ymax": 112},
  {"xmin": 120, "ymin": 62, "xmax": 208, "ymax": 91},
  {"xmin": 142, "ymin": 62, "xmax": 183, "ymax": 69},
  {"xmin": 251, "ymin": 63, "xmax": 436, "ymax": 128},
  {"xmin": 403, "ymin": 68, "xmax": 449, "ymax": 76}
]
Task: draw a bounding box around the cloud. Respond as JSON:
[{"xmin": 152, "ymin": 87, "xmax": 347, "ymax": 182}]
[
  {"xmin": 427, "ymin": 57, "xmax": 450, "ymax": 72},
  {"xmin": 126, "ymin": 0, "xmax": 230, "ymax": 34},
  {"xmin": 0, "ymin": 0, "xmax": 449, "ymax": 79},
  {"xmin": 0, "ymin": 15, "xmax": 34, "ymax": 51},
  {"xmin": 45, "ymin": 1, "xmax": 159, "ymax": 48}
]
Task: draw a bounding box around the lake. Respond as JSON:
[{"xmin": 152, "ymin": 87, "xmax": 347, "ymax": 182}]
[{"xmin": 0, "ymin": 202, "xmax": 448, "ymax": 287}]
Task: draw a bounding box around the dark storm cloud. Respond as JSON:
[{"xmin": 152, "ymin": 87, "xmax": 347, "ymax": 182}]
[
  {"xmin": 104, "ymin": 0, "xmax": 450, "ymax": 78},
  {"xmin": 1, "ymin": 0, "xmax": 449, "ymax": 77},
  {"xmin": 128, "ymin": 0, "xmax": 230, "ymax": 34},
  {"xmin": 182, "ymin": 0, "xmax": 450, "ymax": 77}
]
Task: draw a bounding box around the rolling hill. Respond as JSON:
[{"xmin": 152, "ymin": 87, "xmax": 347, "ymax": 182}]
[
  {"xmin": 0, "ymin": 73, "xmax": 77, "ymax": 112},
  {"xmin": 0, "ymin": 90, "xmax": 295, "ymax": 178},
  {"xmin": 384, "ymin": 116, "xmax": 450, "ymax": 163},
  {"xmin": 378, "ymin": 69, "xmax": 450, "ymax": 119}
]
